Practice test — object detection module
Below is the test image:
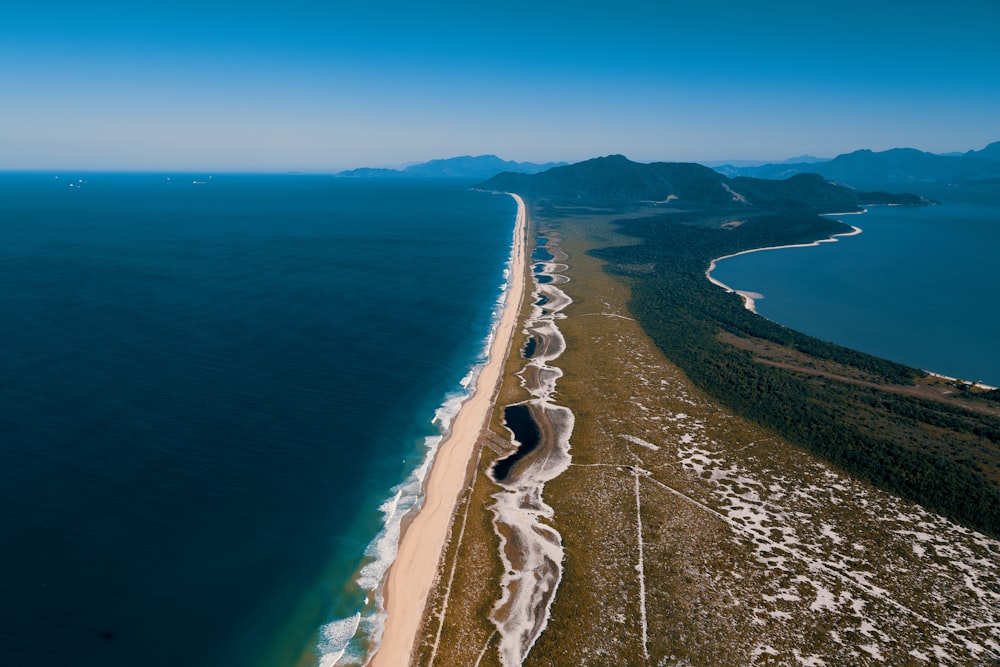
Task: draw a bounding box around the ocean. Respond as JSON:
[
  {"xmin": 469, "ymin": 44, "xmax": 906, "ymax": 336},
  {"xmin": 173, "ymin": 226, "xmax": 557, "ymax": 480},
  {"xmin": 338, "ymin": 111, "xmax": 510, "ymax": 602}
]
[
  {"xmin": 709, "ymin": 183, "xmax": 1000, "ymax": 387},
  {"xmin": 0, "ymin": 173, "xmax": 517, "ymax": 666}
]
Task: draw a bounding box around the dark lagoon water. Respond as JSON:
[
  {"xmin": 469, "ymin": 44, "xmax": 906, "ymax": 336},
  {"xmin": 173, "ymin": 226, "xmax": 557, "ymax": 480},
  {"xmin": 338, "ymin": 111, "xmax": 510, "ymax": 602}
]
[
  {"xmin": 0, "ymin": 173, "xmax": 516, "ymax": 666},
  {"xmin": 710, "ymin": 184, "xmax": 1000, "ymax": 386}
]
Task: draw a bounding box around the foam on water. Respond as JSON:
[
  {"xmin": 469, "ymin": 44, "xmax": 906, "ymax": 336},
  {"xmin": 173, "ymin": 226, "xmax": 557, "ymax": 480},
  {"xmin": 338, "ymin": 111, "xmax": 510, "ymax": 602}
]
[
  {"xmin": 0, "ymin": 175, "xmax": 521, "ymax": 667},
  {"xmin": 316, "ymin": 204, "xmax": 517, "ymax": 666},
  {"xmin": 318, "ymin": 614, "xmax": 361, "ymax": 667}
]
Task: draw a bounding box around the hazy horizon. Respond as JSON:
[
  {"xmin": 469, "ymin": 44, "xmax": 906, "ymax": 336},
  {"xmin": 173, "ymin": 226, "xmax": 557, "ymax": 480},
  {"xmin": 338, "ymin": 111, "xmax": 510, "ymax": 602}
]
[
  {"xmin": 3, "ymin": 141, "xmax": 998, "ymax": 177},
  {"xmin": 4, "ymin": 0, "xmax": 998, "ymax": 172}
]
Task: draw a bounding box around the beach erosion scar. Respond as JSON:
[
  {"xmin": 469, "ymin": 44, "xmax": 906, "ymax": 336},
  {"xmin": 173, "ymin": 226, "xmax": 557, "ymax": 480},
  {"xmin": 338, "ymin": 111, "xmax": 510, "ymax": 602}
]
[{"xmin": 370, "ymin": 193, "xmax": 528, "ymax": 666}]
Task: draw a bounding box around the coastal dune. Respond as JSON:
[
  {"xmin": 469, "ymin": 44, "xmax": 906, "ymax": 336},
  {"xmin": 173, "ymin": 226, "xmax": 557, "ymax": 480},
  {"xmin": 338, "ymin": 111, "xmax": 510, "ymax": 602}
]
[{"xmin": 369, "ymin": 193, "xmax": 528, "ymax": 666}]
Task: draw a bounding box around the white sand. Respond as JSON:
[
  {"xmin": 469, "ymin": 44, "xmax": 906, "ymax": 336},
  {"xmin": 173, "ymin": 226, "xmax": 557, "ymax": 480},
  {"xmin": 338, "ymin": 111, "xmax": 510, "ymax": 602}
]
[
  {"xmin": 370, "ymin": 193, "xmax": 527, "ymax": 667},
  {"xmin": 488, "ymin": 235, "xmax": 574, "ymax": 666},
  {"xmin": 705, "ymin": 225, "xmax": 862, "ymax": 312}
]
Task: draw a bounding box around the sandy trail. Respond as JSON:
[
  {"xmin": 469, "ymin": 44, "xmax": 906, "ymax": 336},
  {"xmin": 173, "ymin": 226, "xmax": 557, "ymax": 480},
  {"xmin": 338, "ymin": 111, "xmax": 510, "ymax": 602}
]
[{"xmin": 370, "ymin": 193, "xmax": 527, "ymax": 667}]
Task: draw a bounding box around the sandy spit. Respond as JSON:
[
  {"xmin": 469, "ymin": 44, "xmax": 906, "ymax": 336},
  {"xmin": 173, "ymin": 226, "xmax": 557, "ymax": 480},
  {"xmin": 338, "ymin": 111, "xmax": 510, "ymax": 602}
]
[{"xmin": 369, "ymin": 193, "xmax": 528, "ymax": 666}]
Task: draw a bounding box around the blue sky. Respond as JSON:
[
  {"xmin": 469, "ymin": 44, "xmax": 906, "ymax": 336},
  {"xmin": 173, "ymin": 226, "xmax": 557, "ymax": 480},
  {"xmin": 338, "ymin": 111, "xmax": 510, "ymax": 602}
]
[{"xmin": 3, "ymin": 0, "xmax": 998, "ymax": 171}]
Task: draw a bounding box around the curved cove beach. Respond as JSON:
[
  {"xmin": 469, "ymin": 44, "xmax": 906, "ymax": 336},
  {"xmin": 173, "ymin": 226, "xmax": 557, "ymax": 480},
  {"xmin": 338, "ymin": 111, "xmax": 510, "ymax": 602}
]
[{"xmin": 708, "ymin": 197, "xmax": 1000, "ymax": 387}]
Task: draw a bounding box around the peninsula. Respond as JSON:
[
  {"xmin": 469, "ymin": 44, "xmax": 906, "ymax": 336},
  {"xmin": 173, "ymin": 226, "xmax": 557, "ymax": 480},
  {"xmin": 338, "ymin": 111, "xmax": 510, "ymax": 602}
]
[{"xmin": 371, "ymin": 157, "xmax": 1000, "ymax": 665}]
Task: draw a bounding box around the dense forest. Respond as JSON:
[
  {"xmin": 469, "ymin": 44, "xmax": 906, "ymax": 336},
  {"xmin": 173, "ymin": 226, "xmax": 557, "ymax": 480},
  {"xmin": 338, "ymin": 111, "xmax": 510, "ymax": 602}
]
[{"xmin": 590, "ymin": 209, "xmax": 1000, "ymax": 538}]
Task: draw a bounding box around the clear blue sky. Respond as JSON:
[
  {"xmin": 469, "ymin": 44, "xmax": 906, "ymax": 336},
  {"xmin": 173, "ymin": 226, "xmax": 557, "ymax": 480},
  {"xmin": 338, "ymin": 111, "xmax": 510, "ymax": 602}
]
[{"xmin": 3, "ymin": 0, "xmax": 998, "ymax": 171}]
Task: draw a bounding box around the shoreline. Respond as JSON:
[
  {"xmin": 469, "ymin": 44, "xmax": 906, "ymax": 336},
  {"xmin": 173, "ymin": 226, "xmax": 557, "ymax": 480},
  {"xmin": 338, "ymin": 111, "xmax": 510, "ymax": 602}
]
[
  {"xmin": 705, "ymin": 223, "xmax": 863, "ymax": 314},
  {"xmin": 705, "ymin": 218, "xmax": 1000, "ymax": 391},
  {"xmin": 926, "ymin": 371, "xmax": 998, "ymax": 392},
  {"xmin": 368, "ymin": 192, "xmax": 528, "ymax": 666},
  {"xmin": 415, "ymin": 204, "xmax": 1000, "ymax": 665}
]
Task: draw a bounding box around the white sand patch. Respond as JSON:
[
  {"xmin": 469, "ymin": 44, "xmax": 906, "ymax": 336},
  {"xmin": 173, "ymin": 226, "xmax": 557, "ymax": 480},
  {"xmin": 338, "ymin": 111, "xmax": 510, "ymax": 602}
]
[
  {"xmin": 793, "ymin": 649, "xmax": 827, "ymax": 666},
  {"xmin": 489, "ymin": 226, "xmax": 576, "ymax": 667},
  {"xmin": 810, "ymin": 584, "xmax": 838, "ymax": 612},
  {"xmin": 632, "ymin": 466, "xmax": 650, "ymax": 661},
  {"xmin": 751, "ymin": 644, "xmax": 779, "ymax": 659},
  {"xmin": 621, "ymin": 434, "xmax": 660, "ymax": 451},
  {"xmin": 722, "ymin": 183, "xmax": 748, "ymax": 203},
  {"xmin": 820, "ymin": 523, "xmax": 843, "ymax": 545},
  {"xmin": 859, "ymin": 643, "xmax": 885, "ymax": 661}
]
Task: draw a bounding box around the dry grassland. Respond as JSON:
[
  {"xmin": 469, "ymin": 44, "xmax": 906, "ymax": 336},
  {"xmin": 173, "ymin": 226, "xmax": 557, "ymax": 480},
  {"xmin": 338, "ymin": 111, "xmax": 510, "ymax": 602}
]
[{"xmin": 414, "ymin": 207, "xmax": 1000, "ymax": 666}]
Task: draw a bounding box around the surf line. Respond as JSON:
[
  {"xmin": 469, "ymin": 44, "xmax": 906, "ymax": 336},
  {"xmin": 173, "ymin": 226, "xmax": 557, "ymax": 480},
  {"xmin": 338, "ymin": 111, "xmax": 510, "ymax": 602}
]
[
  {"xmin": 364, "ymin": 192, "xmax": 528, "ymax": 667},
  {"xmin": 487, "ymin": 224, "xmax": 575, "ymax": 666}
]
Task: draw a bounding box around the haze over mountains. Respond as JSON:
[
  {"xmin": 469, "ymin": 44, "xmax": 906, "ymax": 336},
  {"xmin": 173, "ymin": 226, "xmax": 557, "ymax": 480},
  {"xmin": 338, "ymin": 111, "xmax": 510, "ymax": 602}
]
[
  {"xmin": 336, "ymin": 155, "xmax": 566, "ymax": 179},
  {"xmin": 713, "ymin": 141, "xmax": 1000, "ymax": 189},
  {"xmin": 336, "ymin": 142, "xmax": 1000, "ymax": 198}
]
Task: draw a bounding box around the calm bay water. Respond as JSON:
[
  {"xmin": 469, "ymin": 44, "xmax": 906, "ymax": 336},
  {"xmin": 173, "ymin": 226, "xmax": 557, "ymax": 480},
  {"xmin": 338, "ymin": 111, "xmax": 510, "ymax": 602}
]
[
  {"xmin": 710, "ymin": 184, "xmax": 1000, "ymax": 386},
  {"xmin": 0, "ymin": 174, "xmax": 516, "ymax": 666}
]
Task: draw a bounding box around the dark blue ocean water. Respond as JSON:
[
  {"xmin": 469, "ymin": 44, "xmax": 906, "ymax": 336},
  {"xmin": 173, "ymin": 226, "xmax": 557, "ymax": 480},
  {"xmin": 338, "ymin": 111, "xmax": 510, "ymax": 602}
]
[
  {"xmin": 0, "ymin": 174, "xmax": 516, "ymax": 666},
  {"xmin": 710, "ymin": 184, "xmax": 1000, "ymax": 386}
]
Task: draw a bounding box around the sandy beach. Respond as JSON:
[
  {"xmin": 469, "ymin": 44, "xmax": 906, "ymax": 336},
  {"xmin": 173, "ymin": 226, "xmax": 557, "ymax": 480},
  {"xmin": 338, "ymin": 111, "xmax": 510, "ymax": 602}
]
[
  {"xmin": 705, "ymin": 224, "xmax": 862, "ymax": 312},
  {"xmin": 370, "ymin": 193, "xmax": 527, "ymax": 666}
]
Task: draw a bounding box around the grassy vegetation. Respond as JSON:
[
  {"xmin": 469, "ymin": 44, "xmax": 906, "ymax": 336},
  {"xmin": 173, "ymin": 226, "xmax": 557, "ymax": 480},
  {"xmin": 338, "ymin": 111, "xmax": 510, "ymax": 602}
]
[{"xmin": 417, "ymin": 204, "xmax": 1000, "ymax": 665}]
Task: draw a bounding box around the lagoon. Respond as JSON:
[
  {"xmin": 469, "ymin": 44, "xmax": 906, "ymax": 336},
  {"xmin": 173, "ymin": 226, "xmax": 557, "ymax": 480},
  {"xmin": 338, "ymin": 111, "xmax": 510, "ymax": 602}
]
[{"xmin": 710, "ymin": 184, "xmax": 1000, "ymax": 386}]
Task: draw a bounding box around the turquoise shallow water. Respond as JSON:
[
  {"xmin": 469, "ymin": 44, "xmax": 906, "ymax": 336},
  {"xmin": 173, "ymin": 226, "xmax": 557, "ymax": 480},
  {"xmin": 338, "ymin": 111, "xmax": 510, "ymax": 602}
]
[
  {"xmin": 710, "ymin": 184, "xmax": 1000, "ymax": 386},
  {"xmin": 0, "ymin": 173, "xmax": 516, "ymax": 666}
]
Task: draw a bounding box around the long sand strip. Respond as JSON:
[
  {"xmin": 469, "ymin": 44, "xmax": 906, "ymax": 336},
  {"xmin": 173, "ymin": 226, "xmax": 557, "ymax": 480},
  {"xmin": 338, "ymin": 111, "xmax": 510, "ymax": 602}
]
[{"xmin": 370, "ymin": 193, "xmax": 527, "ymax": 667}]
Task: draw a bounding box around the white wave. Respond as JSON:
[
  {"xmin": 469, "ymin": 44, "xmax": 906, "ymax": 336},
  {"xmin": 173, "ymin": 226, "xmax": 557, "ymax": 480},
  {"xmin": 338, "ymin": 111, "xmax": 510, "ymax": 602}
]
[
  {"xmin": 316, "ymin": 194, "xmax": 523, "ymax": 665},
  {"xmin": 318, "ymin": 613, "xmax": 361, "ymax": 667}
]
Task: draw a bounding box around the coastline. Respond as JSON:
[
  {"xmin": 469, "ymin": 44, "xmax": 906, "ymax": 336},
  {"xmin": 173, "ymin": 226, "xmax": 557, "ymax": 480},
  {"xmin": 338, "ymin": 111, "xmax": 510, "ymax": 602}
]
[
  {"xmin": 414, "ymin": 204, "xmax": 1000, "ymax": 665},
  {"xmin": 368, "ymin": 193, "xmax": 528, "ymax": 666},
  {"xmin": 705, "ymin": 224, "xmax": 863, "ymax": 314},
  {"xmin": 705, "ymin": 217, "xmax": 1000, "ymax": 391},
  {"xmin": 405, "ymin": 205, "xmax": 1000, "ymax": 665},
  {"xmin": 926, "ymin": 372, "xmax": 998, "ymax": 392}
]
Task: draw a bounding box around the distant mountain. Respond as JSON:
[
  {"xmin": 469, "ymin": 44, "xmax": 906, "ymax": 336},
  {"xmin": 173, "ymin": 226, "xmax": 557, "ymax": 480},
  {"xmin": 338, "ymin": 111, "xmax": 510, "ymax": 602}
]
[
  {"xmin": 337, "ymin": 155, "xmax": 567, "ymax": 179},
  {"xmin": 966, "ymin": 140, "xmax": 1000, "ymax": 161},
  {"xmin": 480, "ymin": 155, "xmax": 737, "ymax": 206},
  {"xmin": 713, "ymin": 142, "xmax": 1000, "ymax": 189},
  {"xmin": 702, "ymin": 155, "xmax": 828, "ymax": 173},
  {"xmin": 336, "ymin": 167, "xmax": 404, "ymax": 178},
  {"xmin": 478, "ymin": 155, "xmax": 931, "ymax": 211},
  {"xmin": 782, "ymin": 154, "xmax": 829, "ymax": 164}
]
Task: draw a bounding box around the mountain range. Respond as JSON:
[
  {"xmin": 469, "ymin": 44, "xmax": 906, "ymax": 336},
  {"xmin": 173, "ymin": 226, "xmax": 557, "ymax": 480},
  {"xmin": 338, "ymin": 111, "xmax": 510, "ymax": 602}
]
[
  {"xmin": 478, "ymin": 155, "xmax": 933, "ymax": 212},
  {"xmin": 337, "ymin": 141, "xmax": 999, "ymax": 203},
  {"xmin": 713, "ymin": 141, "xmax": 1000, "ymax": 189},
  {"xmin": 336, "ymin": 155, "xmax": 567, "ymax": 179}
]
